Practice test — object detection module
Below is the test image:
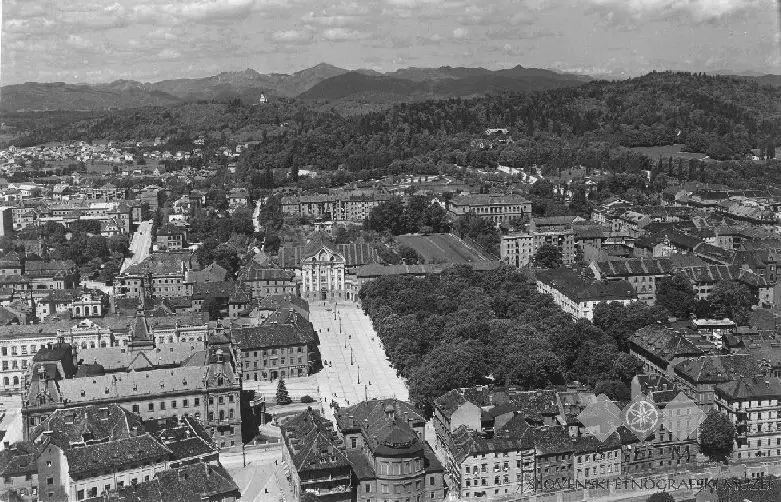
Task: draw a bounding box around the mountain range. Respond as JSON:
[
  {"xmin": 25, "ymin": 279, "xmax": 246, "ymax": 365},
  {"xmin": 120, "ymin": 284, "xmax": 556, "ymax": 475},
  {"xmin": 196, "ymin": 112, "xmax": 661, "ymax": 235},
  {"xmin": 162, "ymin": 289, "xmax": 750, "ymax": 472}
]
[
  {"xmin": 0, "ymin": 63, "xmax": 593, "ymax": 112},
  {"xmin": 3, "ymin": 64, "xmax": 778, "ymax": 113}
]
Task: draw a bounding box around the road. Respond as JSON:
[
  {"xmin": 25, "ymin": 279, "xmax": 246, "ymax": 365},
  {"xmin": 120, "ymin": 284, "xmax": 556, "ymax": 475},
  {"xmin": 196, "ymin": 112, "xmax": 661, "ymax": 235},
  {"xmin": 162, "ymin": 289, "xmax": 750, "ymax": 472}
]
[
  {"xmin": 253, "ymin": 199, "xmax": 262, "ymax": 233},
  {"xmin": 120, "ymin": 220, "xmax": 153, "ymax": 273},
  {"xmin": 223, "ymin": 445, "xmax": 295, "ymax": 502},
  {"xmin": 311, "ymin": 302, "xmax": 409, "ymax": 422}
]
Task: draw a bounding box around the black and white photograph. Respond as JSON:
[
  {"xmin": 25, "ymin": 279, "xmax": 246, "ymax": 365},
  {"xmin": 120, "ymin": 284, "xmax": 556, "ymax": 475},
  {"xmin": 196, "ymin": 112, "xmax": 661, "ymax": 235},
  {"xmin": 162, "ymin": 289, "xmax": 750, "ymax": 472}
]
[{"xmin": 1, "ymin": 0, "xmax": 781, "ymax": 501}]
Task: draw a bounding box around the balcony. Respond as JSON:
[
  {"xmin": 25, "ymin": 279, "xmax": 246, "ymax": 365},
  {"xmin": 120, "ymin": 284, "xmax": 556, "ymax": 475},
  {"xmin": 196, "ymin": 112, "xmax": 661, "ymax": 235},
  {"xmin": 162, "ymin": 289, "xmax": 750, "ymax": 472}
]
[{"xmin": 303, "ymin": 485, "xmax": 351, "ymax": 496}]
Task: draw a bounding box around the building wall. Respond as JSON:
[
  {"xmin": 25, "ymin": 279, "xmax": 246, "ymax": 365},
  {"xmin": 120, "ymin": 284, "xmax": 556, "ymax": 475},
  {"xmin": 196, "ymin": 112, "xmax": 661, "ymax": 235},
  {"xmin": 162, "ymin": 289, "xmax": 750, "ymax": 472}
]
[
  {"xmin": 573, "ymin": 449, "xmax": 621, "ymax": 483},
  {"xmin": 239, "ymin": 344, "xmax": 309, "ymax": 382},
  {"xmin": 716, "ymin": 395, "xmax": 781, "ymax": 461},
  {"xmin": 24, "ymin": 390, "xmax": 241, "ymax": 449},
  {"xmin": 70, "ymin": 461, "xmax": 168, "ymax": 501},
  {"xmin": 459, "ymin": 450, "xmax": 534, "ymax": 499}
]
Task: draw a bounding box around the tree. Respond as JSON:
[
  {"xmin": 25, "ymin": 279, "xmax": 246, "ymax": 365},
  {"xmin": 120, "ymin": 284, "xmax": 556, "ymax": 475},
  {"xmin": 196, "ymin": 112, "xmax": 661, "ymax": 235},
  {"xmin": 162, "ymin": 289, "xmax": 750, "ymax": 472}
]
[
  {"xmin": 263, "ymin": 234, "xmax": 281, "ymax": 254},
  {"xmin": 533, "ymin": 243, "xmax": 563, "ymax": 269},
  {"xmin": 594, "ymin": 380, "xmax": 630, "ymax": 401},
  {"xmin": 398, "ymin": 245, "xmax": 421, "ymax": 265},
  {"xmin": 364, "ymin": 197, "xmax": 407, "ymax": 235},
  {"xmin": 699, "ymin": 410, "xmax": 736, "ymax": 463},
  {"xmin": 454, "ymin": 212, "xmax": 500, "ymax": 256},
  {"xmin": 709, "ymin": 281, "xmax": 755, "ymax": 325},
  {"xmin": 569, "ymin": 187, "xmax": 591, "ymax": 216},
  {"xmin": 656, "ymin": 274, "xmax": 696, "ymax": 318},
  {"xmin": 276, "ymin": 378, "xmax": 292, "ymax": 405},
  {"xmin": 646, "ymin": 493, "xmax": 675, "ymax": 502}
]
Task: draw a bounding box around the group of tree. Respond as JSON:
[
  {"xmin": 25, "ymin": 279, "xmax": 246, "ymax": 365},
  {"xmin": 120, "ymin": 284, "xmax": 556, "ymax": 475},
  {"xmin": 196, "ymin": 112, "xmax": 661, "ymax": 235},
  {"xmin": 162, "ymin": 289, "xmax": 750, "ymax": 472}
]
[
  {"xmin": 11, "ymin": 72, "xmax": 779, "ymax": 192},
  {"xmin": 364, "ymin": 195, "xmax": 449, "ymax": 235},
  {"xmin": 656, "ymin": 275, "xmax": 756, "ymax": 324},
  {"xmin": 358, "ymin": 265, "xmax": 667, "ymax": 414},
  {"xmin": 15, "ymin": 221, "xmax": 130, "ymax": 281},
  {"xmin": 188, "ymin": 206, "xmax": 256, "ymax": 277}
]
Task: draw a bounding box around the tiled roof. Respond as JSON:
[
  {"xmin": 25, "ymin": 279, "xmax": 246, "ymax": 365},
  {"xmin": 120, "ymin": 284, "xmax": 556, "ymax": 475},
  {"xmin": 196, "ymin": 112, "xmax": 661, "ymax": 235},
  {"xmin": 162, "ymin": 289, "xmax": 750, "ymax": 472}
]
[
  {"xmin": 536, "ymin": 268, "xmax": 636, "ymax": 303},
  {"xmin": 716, "ymin": 376, "xmax": 781, "ymax": 401},
  {"xmin": 106, "ymin": 462, "xmax": 239, "ymax": 502},
  {"xmin": 280, "ymin": 408, "xmax": 351, "ymax": 474},
  {"xmin": 450, "ymin": 194, "xmax": 530, "ymax": 207},
  {"xmin": 237, "ymin": 322, "xmax": 312, "ymax": 349},
  {"xmin": 237, "ymin": 261, "xmax": 295, "ymax": 282},
  {"xmin": 674, "ymin": 354, "xmax": 760, "ymax": 384},
  {"xmin": 336, "ymin": 399, "xmax": 425, "ymax": 455},
  {"xmin": 26, "ymin": 363, "xmax": 236, "ymax": 406},
  {"xmin": 0, "ymin": 443, "xmax": 39, "ymax": 478},
  {"xmin": 630, "ymin": 326, "xmax": 704, "ymax": 364},
  {"xmin": 594, "ymin": 258, "xmax": 674, "ymax": 277},
  {"xmin": 65, "ymin": 434, "xmax": 171, "ymax": 479},
  {"xmin": 187, "ymin": 262, "xmax": 227, "ymax": 284},
  {"xmin": 123, "ymin": 252, "xmax": 193, "ymax": 276},
  {"xmin": 30, "ymin": 404, "xmax": 143, "ymax": 446},
  {"xmin": 434, "ymin": 386, "xmax": 559, "ymax": 420}
]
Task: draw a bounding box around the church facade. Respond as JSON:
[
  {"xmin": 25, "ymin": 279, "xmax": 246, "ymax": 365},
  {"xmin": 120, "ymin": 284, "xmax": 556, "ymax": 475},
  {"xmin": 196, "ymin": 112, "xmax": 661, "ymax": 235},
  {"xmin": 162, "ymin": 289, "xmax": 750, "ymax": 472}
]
[{"xmin": 300, "ymin": 244, "xmax": 346, "ymax": 301}]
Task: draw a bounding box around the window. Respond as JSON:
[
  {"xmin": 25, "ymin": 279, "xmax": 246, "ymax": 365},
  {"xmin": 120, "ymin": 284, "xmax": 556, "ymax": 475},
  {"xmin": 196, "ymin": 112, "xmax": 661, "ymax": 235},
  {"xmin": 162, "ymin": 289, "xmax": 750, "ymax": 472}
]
[
  {"xmin": 148, "ymin": 403, "xmax": 154, "ymax": 411},
  {"xmin": 160, "ymin": 402, "xmax": 166, "ymax": 410},
  {"xmin": 77, "ymin": 489, "xmax": 85, "ymax": 500},
  {"xmin": 194, "ymin": 398, "xmax": 200, "ymax": 406},
  {"xmin": 132, "ymin": 405, "xmax": 139, "ymax": 413},
  {"xmin": 171, "ymin": 401, "xmax": 177, "ymax": 409},
  {"xmin": 47, "ymin": 477, "xmax": 53, "ymax": 485},
  {"xmin": 429, "ymin": 477, "xmax": 435, "ymax": 486}
]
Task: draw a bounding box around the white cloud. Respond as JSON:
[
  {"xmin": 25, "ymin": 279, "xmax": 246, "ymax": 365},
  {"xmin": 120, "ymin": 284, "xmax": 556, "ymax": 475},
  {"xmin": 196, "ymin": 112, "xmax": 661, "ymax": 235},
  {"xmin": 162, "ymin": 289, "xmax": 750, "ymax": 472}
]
[
  {"xmin": 586, "ymin": 0, "xmax": 769, "ymax": 21},
  {"xmin": 272, "ymin": 29, "xmax": 312, "ymax": 43},
  {"xmin": 321, "ymin": 27, "xmax": 370, "ymax": 41},
  {"xmin": 452, "ymin": 27, "xmax": 469, "ymax": 39}
]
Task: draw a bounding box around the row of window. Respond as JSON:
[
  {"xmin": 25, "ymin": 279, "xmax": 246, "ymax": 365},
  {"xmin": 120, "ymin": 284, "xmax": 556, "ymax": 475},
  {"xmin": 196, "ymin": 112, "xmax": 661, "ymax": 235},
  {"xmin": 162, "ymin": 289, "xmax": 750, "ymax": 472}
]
[
  {"xmin": 244, "ymin": 357, "xmax": 304, "ymax": 368},
  {"xmin": 243, "ymin": 347, "xmax": 304, "ymax": 357}
]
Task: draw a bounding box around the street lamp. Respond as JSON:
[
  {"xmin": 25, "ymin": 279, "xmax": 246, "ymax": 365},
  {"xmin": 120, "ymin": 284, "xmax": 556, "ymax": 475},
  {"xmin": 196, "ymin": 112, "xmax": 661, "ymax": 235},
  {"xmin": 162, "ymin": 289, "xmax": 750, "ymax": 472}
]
[{"xmin": 350, "ymin": 346, "xmax": 353, "ymax": 366}]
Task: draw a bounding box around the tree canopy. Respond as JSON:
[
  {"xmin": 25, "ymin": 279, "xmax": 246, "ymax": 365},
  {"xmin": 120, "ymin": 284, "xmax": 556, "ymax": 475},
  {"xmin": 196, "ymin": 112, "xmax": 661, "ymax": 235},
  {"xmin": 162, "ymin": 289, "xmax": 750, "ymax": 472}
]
[{"xmin": 359, "ymin": 265, "xmax": 656, "ymax": 414}]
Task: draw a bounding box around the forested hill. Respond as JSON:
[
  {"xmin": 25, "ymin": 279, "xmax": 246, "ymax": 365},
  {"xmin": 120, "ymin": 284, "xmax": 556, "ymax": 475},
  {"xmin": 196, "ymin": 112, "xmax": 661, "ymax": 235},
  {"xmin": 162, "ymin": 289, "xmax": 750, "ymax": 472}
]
[{"xmin": 6, "ymin": 72, "xmax": 781, "ymax": 168}]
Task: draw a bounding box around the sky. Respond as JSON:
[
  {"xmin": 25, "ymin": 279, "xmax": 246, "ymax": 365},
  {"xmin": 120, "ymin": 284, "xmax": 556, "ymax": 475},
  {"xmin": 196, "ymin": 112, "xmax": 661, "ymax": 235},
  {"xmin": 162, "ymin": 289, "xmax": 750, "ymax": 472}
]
[{"xmin": 1, "ymin": 0, "xmax": 780, "ymax": 84}]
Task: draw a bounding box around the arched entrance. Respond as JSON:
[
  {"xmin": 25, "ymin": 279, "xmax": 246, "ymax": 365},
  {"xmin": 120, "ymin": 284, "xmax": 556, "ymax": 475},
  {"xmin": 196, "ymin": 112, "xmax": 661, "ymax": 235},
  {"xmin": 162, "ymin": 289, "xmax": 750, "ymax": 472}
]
[{"xmin": 320, "ymin": 288, "xmax": 327, "ymax": 301}]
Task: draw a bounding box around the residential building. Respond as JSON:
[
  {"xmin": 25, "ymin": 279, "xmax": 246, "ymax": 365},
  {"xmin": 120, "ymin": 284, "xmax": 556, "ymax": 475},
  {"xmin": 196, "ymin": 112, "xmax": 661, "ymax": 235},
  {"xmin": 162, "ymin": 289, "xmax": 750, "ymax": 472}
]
[
  {"xmin": 535, "ymin": 268, "xmax": 636, "ymax": 321},
  {"xmin": 21, "ymin": 341, "xmax": 242, "ymax": 449},
  {"xmin": 236, "ymin": 309, "xmax": 314, "ymax": 382},
  {"xmin": 336, "ymin": 399, "xmax": 446, "ymax": 502},
  {"xmin": 590, "ymin": 258, "xmax": 674, "ymax": 304},
  {"xmin": 155, "ymin": 225, "xmax": 186, "ymax": 251},
  {"xmin": 281, "ymin": 408, "xmax": 353, "ymax": 502},
  {"xmin": 237, "ymin": 261, "xmax": 297, "ymax": 299},
  {"xmin": 113, "ymin": 251, "xmax": 196, "ymax": 298},
  {"xmin": 448, "ymin": 194, "xmax": 531, "ymax": 224},
  {"xmin": 501, "ymin": 229, "xmax": 575, "ymax": 268},
  {"xmin": 715, "ymin": 376, "xmax": 781, "ymax": 461}
]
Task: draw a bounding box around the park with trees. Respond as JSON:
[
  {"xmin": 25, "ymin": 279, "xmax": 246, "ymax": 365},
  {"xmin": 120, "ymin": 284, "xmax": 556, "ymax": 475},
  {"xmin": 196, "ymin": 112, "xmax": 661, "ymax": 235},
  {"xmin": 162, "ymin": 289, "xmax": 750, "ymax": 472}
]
[{"xmin": 358, "ymin": 264, "xmax": 665, "ymax": 413}]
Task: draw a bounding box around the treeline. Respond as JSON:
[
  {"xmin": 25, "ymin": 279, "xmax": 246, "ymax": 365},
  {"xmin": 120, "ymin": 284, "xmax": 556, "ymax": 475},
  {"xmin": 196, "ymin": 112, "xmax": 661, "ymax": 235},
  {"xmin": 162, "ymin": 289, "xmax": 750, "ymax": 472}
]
[
  {"xmin": 358, "ymin": 265, "xmax": 668, "ymax": 413},
  {"xmin": 11, "ymin": 72, "xmax": 780, "ymax": 180}
]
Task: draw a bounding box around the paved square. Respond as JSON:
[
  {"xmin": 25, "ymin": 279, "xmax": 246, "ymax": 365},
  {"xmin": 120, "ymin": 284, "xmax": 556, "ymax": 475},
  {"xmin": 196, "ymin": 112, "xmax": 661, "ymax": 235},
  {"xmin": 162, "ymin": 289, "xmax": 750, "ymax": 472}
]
[{"xmin": 311, "ymin": 301, "xmax": 409, "ymax": 421}]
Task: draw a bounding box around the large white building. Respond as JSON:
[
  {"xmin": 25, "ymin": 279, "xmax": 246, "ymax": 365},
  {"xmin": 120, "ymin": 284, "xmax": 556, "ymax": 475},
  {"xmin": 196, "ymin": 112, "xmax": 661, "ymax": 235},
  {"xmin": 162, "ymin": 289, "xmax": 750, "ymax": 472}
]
[{"xmin": 535, "ymin": 268, "xmax": 636, "ymax": 321}]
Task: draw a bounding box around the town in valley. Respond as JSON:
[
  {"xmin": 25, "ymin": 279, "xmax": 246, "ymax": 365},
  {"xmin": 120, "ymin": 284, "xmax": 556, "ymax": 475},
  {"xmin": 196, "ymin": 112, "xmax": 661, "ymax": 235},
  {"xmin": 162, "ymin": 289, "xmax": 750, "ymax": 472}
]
[{"xmin": 1, "ymin": 2, "xmax": 781, "ymax": 501}]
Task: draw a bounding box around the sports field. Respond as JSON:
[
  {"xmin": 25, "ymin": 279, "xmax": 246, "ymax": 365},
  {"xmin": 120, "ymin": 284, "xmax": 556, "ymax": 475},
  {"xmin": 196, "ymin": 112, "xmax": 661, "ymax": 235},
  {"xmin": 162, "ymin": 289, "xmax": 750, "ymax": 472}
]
[{"xmin": 397, "ymin": 233, "xmax": 493, "ymax": 264}]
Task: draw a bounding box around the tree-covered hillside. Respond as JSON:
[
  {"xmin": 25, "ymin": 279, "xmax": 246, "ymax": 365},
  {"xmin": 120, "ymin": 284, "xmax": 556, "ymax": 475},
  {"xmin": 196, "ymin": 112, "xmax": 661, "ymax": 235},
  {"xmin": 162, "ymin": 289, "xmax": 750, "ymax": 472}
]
[{"xmin": 6, "ymin": 72, "xmax": 780, "ymax": 170}]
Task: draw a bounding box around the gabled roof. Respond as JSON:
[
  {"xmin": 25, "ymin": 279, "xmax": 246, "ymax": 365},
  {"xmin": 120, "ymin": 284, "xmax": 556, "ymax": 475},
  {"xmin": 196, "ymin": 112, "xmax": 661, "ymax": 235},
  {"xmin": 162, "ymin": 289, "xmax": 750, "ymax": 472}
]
[
  {"xmin": 674, "ymin": 354, "xmax": 759, "ymax": 385},
  {"xmin": 280, "ymin": 408, "xmax": 351, "ymax": 474},
  {"xmin": 65, "ymin": 434, "xmax": 171, "ymax": 480},
  {"xmin": 593, "ymin": 258, "xmax": 674, "ymax": 277},
  {"xmin": 716, "ymin": 376, "xmax": 781, "ymax": 401}
]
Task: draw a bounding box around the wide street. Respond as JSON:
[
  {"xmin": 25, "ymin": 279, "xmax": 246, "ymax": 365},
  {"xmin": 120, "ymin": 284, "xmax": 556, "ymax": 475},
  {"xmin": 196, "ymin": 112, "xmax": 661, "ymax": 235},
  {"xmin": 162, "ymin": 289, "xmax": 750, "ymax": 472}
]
[
  {"xmin": 223, "ymin": 444, "xmax": 294, "ymax": 502},
  {"xmin": 311, "ymin": 301, "xmax": 409, "ymax": 421},
  {"xmin": 120, "ymin": 219, "xmax": 153, "ymax": 273}
]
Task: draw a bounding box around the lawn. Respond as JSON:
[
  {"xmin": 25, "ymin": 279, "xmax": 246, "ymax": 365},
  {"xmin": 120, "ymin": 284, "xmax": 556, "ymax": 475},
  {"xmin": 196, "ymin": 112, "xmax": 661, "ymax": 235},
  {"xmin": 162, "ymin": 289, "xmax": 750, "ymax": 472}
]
[{"xmin": 397, "ymin": 233, "xmax": 493, "ymax": 264}]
